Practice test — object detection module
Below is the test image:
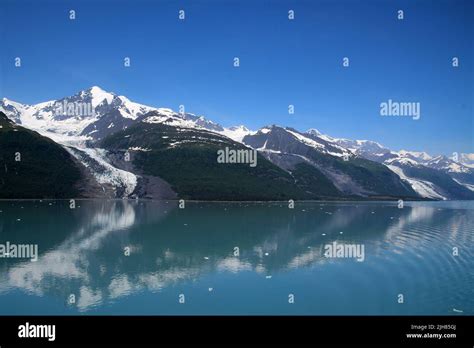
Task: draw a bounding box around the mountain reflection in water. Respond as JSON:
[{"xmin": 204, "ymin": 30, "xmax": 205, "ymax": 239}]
[{"xmin": 0, "ymin": 200, "xmax": 472, "ymax": 315}]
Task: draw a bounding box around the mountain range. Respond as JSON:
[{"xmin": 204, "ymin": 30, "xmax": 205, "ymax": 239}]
[{"xmin": 1, "ymin": 86, "xmax": 473, "ymax": 201}]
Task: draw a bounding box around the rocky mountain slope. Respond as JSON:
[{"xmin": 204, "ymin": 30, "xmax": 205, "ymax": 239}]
[{"xmin": 0, "ymin": 112, "xmax": 103, "ymax": 198}]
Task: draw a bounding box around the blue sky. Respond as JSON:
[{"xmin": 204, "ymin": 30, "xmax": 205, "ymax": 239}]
[{"xmin": 1, "ymin": 0, "xmax": 472, "ymax": 155}]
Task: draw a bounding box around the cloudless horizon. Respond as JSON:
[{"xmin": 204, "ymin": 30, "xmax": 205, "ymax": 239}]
[{"xmin": 1, "ymin": 0, "xmax": 473, "ymax": 155}]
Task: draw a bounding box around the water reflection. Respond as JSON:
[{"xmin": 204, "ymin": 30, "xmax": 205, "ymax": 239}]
[{"xmin": 0, "ymin": 200, "xmax": 472, "ymax": 314}]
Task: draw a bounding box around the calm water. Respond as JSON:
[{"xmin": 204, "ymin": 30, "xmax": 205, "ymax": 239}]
[{"xmin": 0, "ymin": 200, "xmax": 472, "ymax": 315}]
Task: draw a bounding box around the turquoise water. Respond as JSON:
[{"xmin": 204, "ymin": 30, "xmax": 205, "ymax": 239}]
[{"xmin": 0, "ymin": 200, "xmax": 472, "ymax": 315}]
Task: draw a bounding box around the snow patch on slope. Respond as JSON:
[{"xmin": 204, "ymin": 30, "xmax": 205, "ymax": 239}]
[
  {"xmin": 397, "ymin": 150, "xmax": 432, "ymax": 162},
  {"xmin": 453, "ymin": 179, "xmax": 474, "ymax": 192},
  {"xmin": 66, "ymin": 147, "xmax": 137, "ymax": 197},
  {"xmin": 220, "ymin": 125, "xmax": 254, "ymax": 142},
  {"xmin": 387, "ymin": 165, "xmax": 445, "ymax": 200},
  {"xmin": 87, "ymin": 86, "xmax": 114, "ymax": 108},
  {"xmin": 286, "ymin": 129, "xmax": 325, "ymax": 149}
]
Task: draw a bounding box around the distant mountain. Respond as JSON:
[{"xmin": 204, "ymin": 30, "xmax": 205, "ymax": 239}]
[
  {"xmin": 425, "ymin": 155, "xmax": 472, "ymax": 173},
  {"xmin": 220, "ymin": 125, "xmax": 253, "ymax": 142},
  {"xmin": 308, "ymin": 129, "xmax": 474, "ymax": 200},
  {"xmin": 460, "ymin": 153, "xmax": 474, "ymax": 168},
  {"xmin": 1, "ymin": 86, "xmax": 473, "ymax": 201},
  {"xmin": 242, "ymin": 125, "xmax": 418, "ymax": 199},
  {"xmin": 324, "ymin": 134, "xmax": 397, "ymax": 163},
  {"xmin": 385, "ymin": 161, "xmax": 474, "ymax": 200},
  {"xmin": 423, "ymin": 155, "xmax": 474, "ymax": 192}
]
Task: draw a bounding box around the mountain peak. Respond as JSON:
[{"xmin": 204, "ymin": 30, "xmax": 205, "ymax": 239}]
[
  {"xmin": 1, "ymin": 97, "xmax": 23, "ymax": 106},
  {"xmin": 398, "ymin": 150, "xmax": 432, "ymax": 161},
  {"xmin": 229, "ymin": 125, "xmax": 249, "ymax": 131},
  {"xmin": 429, "ymin": 155, "xmax": 447, "ymax": 162},
  {"xmin": 306, "ymin": 128, "xmax": 322, "ymax": 136},
  {"xmin": 87, "ymin": 86, "xmax": 109, "ymax": 94},
  {"xmin": 77, "ymin": 85, "xmax": 113, "ymax": 97},
  {"xmin": 76, "ymin": 86, "xmax": 115, "ymax": 108},
  {"xmin": 263, "ymin": 124, "xmax": 284, "ymax": 130}
]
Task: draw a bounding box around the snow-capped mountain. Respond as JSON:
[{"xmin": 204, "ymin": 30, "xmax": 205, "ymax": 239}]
[
  {"xmin": 143, "ymin": 110, "xmax": 224, "ymax": 133},
  {"xmin": 460, "ymin": 153, "xmax": 474, "ymax": 168},
  {"xmin": 241, "ymin": 125, "xmax": 418, "ymax": 198},
  {"xmin": 309, "ymin": 131, "xmax": 473, "ymax": 198},
  {"xmin": 338, "ymin": 139, "xmax": 396, "ymax": 162},
  {"xmin": 397, "ymin": 150, "xmax": 432, "ymax": 164},
  {"xmin": 241, "ymin": 125, "xmax": 474, "ymax": 200},
  {"xmin": 329, "ymin": 136, "xmax": 469, "ymax": 176},
  {"xmin": 321, "ymin": 132, "xmax": 434, "ymax": 168},
  {"xmin": 0, "ymin": 98, "xmax": 29, "ymax": 124},
  {"xmin": 2, "ymin": 86, "xmax": 473, "ymax": 201},
  {"xmin": 1, "ymin": 86, "xmax": 150, "ymax": 144},
  {"xmin": 425, "ymin": 155, "xmax": 472, "ymax": 174},
  {"xmin": 331, "ymin": 138, "xmax": 434, "ymax": 167},
  {"xmin": 380, "ymin": 153, "xmax": 474, "ymax": 199},
  {"xmin": 243, "ymin": 125, "xmax": 354, "ymax": 159},
  {"xmin": 305, "ymin": 129, "xmax": 398, "ymax": 163},
  {"xmin": 0, "ymin": 86, "xmax": 228, "ymax": 144},
  {"xmin": 0, "ymin": 87, "xmax": 254, "ymax": 199},
  {"xmin": 220, "ymin": 125, "xmax": 254, "ymax": 142}
]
